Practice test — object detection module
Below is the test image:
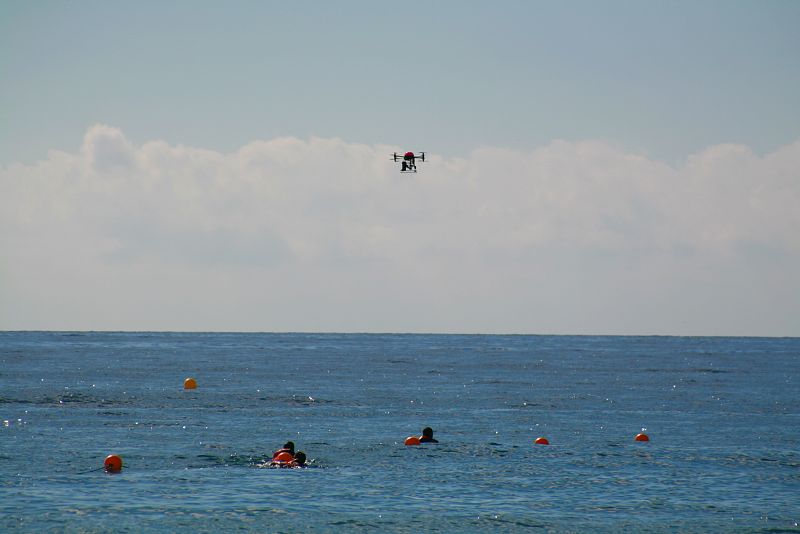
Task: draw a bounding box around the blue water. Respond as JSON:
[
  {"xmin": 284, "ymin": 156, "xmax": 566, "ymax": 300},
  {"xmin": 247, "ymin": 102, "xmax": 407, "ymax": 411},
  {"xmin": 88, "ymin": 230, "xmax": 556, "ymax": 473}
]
[{"xmin": 1, "ymin": 332, "xmax": 798, "ymax": 532}]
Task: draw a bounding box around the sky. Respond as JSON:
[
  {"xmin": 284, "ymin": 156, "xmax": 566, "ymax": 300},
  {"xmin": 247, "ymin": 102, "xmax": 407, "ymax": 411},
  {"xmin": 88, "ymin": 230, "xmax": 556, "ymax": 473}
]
[{"xmin": 1, "ymin": 1, "xmax": 799, "ymax": 335}]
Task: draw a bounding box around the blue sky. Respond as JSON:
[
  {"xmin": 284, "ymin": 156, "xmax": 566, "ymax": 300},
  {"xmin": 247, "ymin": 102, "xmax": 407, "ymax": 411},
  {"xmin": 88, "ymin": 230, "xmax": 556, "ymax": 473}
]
[
  {"xmin": 3, "ymin": 1, "xmax": 798, "ymax": 164},
  {"xmin": 2, "ymin": 1, "xmax": 799, "ymax": 334}
]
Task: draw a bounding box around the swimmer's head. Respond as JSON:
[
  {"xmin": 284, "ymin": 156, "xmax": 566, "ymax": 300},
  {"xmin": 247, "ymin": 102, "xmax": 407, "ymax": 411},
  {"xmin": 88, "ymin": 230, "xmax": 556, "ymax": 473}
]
[
  {"xmin": 293, "ymin": 451, "xmax": 306, "ymax": 466},
  {"xmin": 422, "ymin": 427, "xmax": 434, "ymax": 438},
  {"xmin": 283, "ymin": 441, "xmax": 295, "ymax": 453}
]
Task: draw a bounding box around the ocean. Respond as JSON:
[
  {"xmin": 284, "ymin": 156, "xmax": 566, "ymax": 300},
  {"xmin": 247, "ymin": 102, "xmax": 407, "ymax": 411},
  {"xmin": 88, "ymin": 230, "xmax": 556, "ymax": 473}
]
[{"xmin": 1, "ymin": 332, "xmax": 798, "ymax": 532}]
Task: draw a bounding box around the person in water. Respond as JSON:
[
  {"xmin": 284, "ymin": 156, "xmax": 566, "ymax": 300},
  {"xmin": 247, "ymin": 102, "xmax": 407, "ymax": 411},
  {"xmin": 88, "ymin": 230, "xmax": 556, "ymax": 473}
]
[
  {"xmin": 419, "ymin": 427, "xmax": 438, "ymax": 443},
  {"xmin": 291, "ymin": 451, "xmax": 307, "ymax": 467},
  {"xmin": 268, "ymin": 450, "xmax": 307, "ymax": 468},
  {"xmin": 272, "ymin": 441, "xmax": 295, "ymax": 460}
]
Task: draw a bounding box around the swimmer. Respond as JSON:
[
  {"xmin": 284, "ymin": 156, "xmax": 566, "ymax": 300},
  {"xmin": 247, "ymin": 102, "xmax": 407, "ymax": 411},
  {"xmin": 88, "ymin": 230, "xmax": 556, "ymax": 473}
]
[
  {"xmin": 267, "ymin": 450, "xmax": 307, "ymax": 469},
  {"xmin": 419, "ymin": 427, "xmax": 438, "ymax": 443},
  {"xmin": 291, "ymin": 451, "xmax": 307, "ymax": 468},
  {"xmin": 272, "ymin": 441, "xmax": 295, "ymax": 460}
]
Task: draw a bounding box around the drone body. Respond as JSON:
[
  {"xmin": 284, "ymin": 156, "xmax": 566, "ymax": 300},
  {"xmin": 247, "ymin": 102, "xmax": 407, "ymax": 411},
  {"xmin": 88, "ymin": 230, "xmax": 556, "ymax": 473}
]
[{"xmin": 391, "ymin": 151, "xmax": 426, "ymax": 173}]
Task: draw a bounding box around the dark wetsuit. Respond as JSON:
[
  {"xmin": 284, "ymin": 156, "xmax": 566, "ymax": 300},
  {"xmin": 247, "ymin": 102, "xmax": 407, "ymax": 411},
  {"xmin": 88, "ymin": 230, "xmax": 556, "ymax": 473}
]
[{"xmin": 419, "ymin": 436, "xmax": 438, "ymax": 443}]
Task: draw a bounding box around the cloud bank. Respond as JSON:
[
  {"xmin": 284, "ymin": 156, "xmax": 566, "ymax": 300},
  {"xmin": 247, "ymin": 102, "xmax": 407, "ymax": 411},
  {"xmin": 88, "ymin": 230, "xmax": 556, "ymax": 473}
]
[{"xmin": 2, "ymin": 125, "xmax": 798, "ymax": 334}]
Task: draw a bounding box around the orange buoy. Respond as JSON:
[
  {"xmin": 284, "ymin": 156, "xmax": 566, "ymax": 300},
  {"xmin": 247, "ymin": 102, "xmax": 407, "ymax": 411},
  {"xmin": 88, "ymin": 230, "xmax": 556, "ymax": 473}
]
[
  {"xmin": 104, "ymin": 454, "xmax": 123, "ymax": 473},
  {"xmin": 635, "ymin": 433, "xmax": 650, "ymax": 442},
  {"xmin": 534, "ymin": 437, "xmax": 549, "ymax": 445},
  {"xmin": 274, "ymin": 451, "xmax": 294, "ymax": 463},
  {"xmin": 404, "ymin": 436, "xmax": 421, "ymax": 446},
  {"xmin": 184, "ymin": 377, "xmax": 197, "ymax": 390}
]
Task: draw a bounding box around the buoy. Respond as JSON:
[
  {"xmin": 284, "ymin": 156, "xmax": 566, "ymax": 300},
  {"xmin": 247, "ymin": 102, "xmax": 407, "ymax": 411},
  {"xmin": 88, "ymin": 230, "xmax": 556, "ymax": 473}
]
[
  {"xmin": 534, "ymin": 437, "xmax": 549, "ymax": 445},
  {"xmin": 635, "ymin": 433, "xmax": 650, "ymax": 442},
  {"xmin": 104, "ymin": 454, "xmax": 123, "ymax": 473},
  {"xmin": 184, "ymin": 377, "xmax": 197, "ymax": 390},
  {"xmin": 274, "ymin": 451, "xmax": 293, "ymax": 462},
  {"xmin": 404, "ymin": 436, "xmax": 421, "ymax": 446}
]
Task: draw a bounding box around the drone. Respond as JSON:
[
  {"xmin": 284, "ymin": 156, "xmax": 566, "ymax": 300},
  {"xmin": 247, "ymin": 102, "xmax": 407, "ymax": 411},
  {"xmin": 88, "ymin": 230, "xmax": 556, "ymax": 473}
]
[{"xmin": 392, "ymin": 151, "xmax": 425, "ymax": 173}]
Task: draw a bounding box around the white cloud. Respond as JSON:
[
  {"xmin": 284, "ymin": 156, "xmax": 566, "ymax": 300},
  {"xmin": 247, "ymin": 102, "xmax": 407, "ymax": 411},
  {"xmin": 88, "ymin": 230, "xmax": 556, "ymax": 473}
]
[{"xmin": 2, "ymin": 125, "xmax": 798, "ymax": 334}]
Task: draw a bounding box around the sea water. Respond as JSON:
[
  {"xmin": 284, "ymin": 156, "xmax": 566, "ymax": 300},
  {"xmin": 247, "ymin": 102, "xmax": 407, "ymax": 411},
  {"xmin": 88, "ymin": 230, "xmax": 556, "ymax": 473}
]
[{"xmin": 1, "ymin": 332, "xmax": 798, "ymax": 532}]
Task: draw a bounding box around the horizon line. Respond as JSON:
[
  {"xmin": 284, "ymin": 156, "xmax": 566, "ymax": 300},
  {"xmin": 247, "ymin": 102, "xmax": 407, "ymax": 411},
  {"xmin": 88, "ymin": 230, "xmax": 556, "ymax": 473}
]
[{"xmin": 1, "ymin": 329, "xmax": 797, "ymax": 339}]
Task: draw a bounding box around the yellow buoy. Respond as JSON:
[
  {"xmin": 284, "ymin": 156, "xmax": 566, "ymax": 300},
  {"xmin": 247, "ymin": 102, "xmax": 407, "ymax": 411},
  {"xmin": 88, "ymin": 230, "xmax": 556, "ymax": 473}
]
[{"xmin": 184, "ymin": 377, "xmax": 197, "ymax": 390}]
